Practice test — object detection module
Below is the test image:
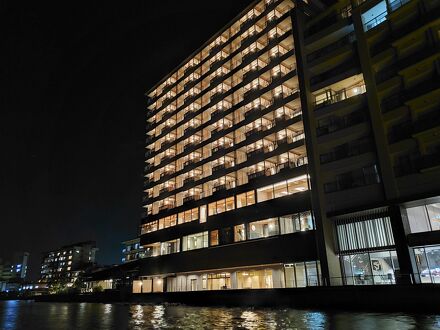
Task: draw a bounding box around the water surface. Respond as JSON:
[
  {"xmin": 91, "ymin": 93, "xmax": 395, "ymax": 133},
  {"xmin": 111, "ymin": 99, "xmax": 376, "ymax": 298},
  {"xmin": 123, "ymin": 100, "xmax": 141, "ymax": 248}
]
[{"xmin": 1, "ymin": 300, "xmax": 439, "ymax": 329}]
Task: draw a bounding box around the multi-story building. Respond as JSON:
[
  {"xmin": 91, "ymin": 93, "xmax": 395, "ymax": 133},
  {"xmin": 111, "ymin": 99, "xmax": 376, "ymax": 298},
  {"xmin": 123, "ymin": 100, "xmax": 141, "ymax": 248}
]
[
  {"xmin": 40, "ymin": 241, "xmax": 98, "ymax": 287},
  {"xmin": 136, "ymin": 0, "xmax": 440, "ymax": 293},
  {"xmin": 292, "ymin": 0, "xmax": 440, "ymax": 285},
  {"xmin": 122, "ymin": 238, "xmax": 144, "ymax": 263},
  {"xmin": 0, "ymin": 252, "xmax": 29, "ymax": 292}
]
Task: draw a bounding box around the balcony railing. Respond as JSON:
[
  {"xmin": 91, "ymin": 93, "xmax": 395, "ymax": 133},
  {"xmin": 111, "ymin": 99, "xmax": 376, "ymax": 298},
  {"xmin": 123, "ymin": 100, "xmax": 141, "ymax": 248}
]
[
  {"xmin": 159, "ymin": 186, "xmax": 173, "ymax": 194},
  {"xmin": 183, "ymin": 194, "xmax": 200, "ymax": 203},
  {"xmin": 184, "ymin": 110, "xmax": 195, "ymax": 119},
  {"xmin": 184, "ymin": 158, "xmax": 201, "ymax": 168},
  {"xmin": 183, "ymin": 176, "xmax": 200, "ymax": 185},
  {"xmin": 244, "ymin": 105, "xmax": 264, "ymax": 118},
  {"xmin": 212, "ymin": 161, "xmax": 233, "ymax": 173},
  {"xmin": 246, "ymin": 146, "xmax": 269, "ymax": 158},
  {"xmin": 212, "ymin": 142, "xmax": 233, "ymax": 153},
  {"xmin": 245, "ymin": 125, "xmax": 270, "ymax": 138},
  {"xmin": 213, "ymin": 181, "xmax": 235, "ymax": 193},
  {"xmin": 316, "ymin": 111, "xmax": 365, "ymax": 137},
  {"xmin": 306, "ymin": 4, "xmax": 352, "ymax": 37},
  {"xmin": 184, "ymin": 125, "xmax": 200, "ymax": 135},
  {"xmin": 159, "ymin": 204, "xmax": 174, "ymax": 212},
  {"xmin": 160, "ymin": 170, "xmax": 175, "ymax": 179},
  {"xmin": 307, "ymin": 32, "xmax": 355, "ymax": 63},
  {"xmin": 184, "ymin": 141, "xmax": 199, "ymax": 150},
  {"xmin": 161, "ymin": 154, "xmax": 175, "ymax": 162}
]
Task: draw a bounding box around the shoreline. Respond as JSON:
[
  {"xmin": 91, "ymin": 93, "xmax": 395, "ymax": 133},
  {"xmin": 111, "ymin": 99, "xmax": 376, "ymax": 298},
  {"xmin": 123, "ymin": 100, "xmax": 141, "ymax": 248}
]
[{"xmin": 29, "ymin": 284, "xmax": 440, "ymax": 313}]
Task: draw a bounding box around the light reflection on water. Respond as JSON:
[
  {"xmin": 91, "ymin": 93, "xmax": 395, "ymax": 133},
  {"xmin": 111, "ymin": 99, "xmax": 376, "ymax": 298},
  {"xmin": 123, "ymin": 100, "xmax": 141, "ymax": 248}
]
[{"xmin": 0, "ymin": 300, "xmax": 439, "ymax": 330}]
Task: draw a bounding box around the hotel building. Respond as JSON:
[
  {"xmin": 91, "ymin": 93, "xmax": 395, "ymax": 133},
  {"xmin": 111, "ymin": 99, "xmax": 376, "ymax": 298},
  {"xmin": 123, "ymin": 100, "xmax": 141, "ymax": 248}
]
[
  {"xmin": 40, "ymin": 241, "xmax": 98, "ymax": 287},
  {"xmin": 137, "ymin": 0, "xmax": 440, "ymax": 293},
  {"xmin": 122, "ymin": 238, "xmax": 144, "ymax": 263}
]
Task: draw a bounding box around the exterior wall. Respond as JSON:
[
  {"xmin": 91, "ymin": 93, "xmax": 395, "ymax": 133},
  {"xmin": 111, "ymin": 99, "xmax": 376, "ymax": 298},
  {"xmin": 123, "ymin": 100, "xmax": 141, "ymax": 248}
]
[
  {"xmin": 296, "ymin": 0, "xmax": 440, "ymax": 285},
  {"xmin": 139, "ymin": 0, "xmax": 440, "ymax": 289},
  {"xmin": 40, "ymin": 241, "xmax": 98, "ymax": 287},
  {"xmin": 139, "ymin": 0, "xmax": 320, "ymax": 288}
]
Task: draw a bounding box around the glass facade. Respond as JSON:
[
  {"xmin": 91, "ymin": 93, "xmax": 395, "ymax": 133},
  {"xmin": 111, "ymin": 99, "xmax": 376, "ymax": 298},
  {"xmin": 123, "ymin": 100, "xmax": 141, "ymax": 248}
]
[
  {"xmin": 406, "ymin": 202, "xmax": 440, "ymax": 233},
  {"xmin": 341, "ymin": 250, "xmax": 399, "ymax": 285},
  {"xmin": 137, "ymin": 0, "xmax": 440, "ymax": 292},
  {"xmin": 182, "ymin": 232, "xmax": 209, "ymax": 251},
  {"xmin": 414, "ymin": 245, "xmax": 440, "ymax": 284},
  {"xmin": 158, "ymin": 261, "xmax": 321, "ymax": 292}
]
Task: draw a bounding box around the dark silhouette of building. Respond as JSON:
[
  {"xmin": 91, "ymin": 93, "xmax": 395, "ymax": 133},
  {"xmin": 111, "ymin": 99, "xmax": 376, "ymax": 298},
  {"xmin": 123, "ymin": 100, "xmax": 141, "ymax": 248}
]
[{"xmin": 39, "ymin": 241, "xmax": 98, "ymax": 288}]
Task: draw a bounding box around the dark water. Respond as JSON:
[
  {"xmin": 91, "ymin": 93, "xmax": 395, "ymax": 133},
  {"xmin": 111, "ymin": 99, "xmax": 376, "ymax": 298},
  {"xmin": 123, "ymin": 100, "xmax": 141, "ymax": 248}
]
[{"xmin": 1, "ymin": 300, "xmax": 439, "ymax": 330}]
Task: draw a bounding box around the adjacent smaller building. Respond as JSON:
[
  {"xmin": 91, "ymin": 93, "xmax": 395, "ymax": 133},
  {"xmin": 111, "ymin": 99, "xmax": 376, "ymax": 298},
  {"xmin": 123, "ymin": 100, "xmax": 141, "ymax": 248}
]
[
  {"xmin": 122, "ymin": 238, "xmax": 144, "ymax": 263},
  {"xmin": 0, "ymin": 252, "xmax": 30, "ymax": 292},
  {"xmin": 39, "ymin": 241, "xmax": 98, "ymax": 288}
]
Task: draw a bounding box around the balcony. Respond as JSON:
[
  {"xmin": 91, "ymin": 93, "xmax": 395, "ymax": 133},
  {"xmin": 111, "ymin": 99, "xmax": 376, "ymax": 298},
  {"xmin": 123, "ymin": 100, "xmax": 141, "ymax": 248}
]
[
  {"xmin": 269, "ymin": 52, "xmax": 281, "ymax": 63},
  {"xmin": 159, "ymin": 204, "xmax": 174, "ymax": 212},
  {"xmin": 143, "ymin": 178, "xmax": 151, "ymax": 190},
  {"xmin": 184, "ymin": 65, "xmax": 196, "ymax": 77},
  {"xmin": 320, "ymin": 139, "xmax": 373, "ymax": 164},
  {"xmin": 247, "ymin": 169, "xmax": 268, "ymax": 181},
  {"xmin": 144, "ymin": 163, "xmax": 153, "ymax": 172},
  {"xmin": 245, "ymin": 125, "xmax": 269, "ymax": 138},
  {"xmin": 212, "ymin": 142, "xmax": 233, "ymax": 154},
  {"xmin": 209, "ymin": 60, "xmax": 223, "ymax": 71},
  {"xmin": 183, "ymin": 176, "xmax": 200, "ymax": 185},
  {"xmin": 388, "ymin": 121, "xmax": 413, "ymax": 144},
  {"xmin": 161, "ymin": 154, "xmax": 174, "ymax": 162},
  {"xmin": 212, "ymin": 161, "xmax": 233, "ymax": 173},
  {"xmin": 183, "ymin": 194, "xmax": 201, "ymax": 203},
  {"xmin": 310, "ymin": 59, "xmax": 359, "ymax": 88},
  {"xmin": 160, "ymin": 170, "xmax": 175, "ymax": 179},
  {"xmin": 211, "ymin": 108, "xmax": 225, "ymax": 119},
  {"xmin": 211, "ymin": 125, "xmax": 231, "ymax": 138},
  {"xmin": 210, "ymin": 75, "xmax": 224, "ymax": 87},
  {"xmin": 184, "ymin": 158, "xmax": 201, "ymax": 168},
  {"xmin": 184, "ymin": 125, "xmax": 199, "ymax": 135},
  {"xmin": 307, "ymin": 32, "xmax": 355, "ymax": 63},
  {"xmin": 270, "ymin": 71, "xmax": 287, "ymax": 84},
  {"xmin": 242, "ymin": 51, "xmax": 258, "ymax": 65},
  {"xmin": 142, "ymin": 194, "xmax": 150, "ymax": 203},
  {"xmin": 278, "ymin": 160, "xmax": 297, "ymax": 172},
  {"xmin": 305, "ymin": 4, "xmax": 352, "ymax": 38},
  {"xmin": 144, "ymin": 148, "xmax": 152, "ymax": 158},
  {"xmin": 159, "ymin": 186, "xmax": 173, "ymax": 195},
  {"xmin": 184, "ymin": 95, "xmax": 196, "ymax": 105},
  {"xmin": 316, "ymin": 111, "xmax": 366, "ymax": 137},
  {"xmin": 240, "ymin": 34, "xmax": 258, "ymax": 49},
  {"xmin": 243, "ymin": 66, "xmax": 263, "ymax": 82},
  {"xmin": 210, "ymin": 91, "xmax": 224, "ymax": 103},
  {"xmin": 246, "ymin": 146, "xmax": 269, "ymax": 159},
  {"xmin": 213, "ymin": 183, "xmax": 226, "ymax": 193},
  {"xmin": 184, "ymin": 110, "xmax": 195, "ymax": 119},
  {"xmin": 244, "ymin": 105, "xmax": 264, "ymax": 119},
  {"xmin": 184, "ymin": 141, "xmax": 199, "ymax": 151},
  {"xmin": 244, "ymin": 87, "xmax": 262, "ymax": 100},
  {"xmin": 160, "ymin": 140, "xmax": 173, "ymax": 150},
  {"xmin": 240, "ymin": 16, "xmax": 257, "ymax": 32}
]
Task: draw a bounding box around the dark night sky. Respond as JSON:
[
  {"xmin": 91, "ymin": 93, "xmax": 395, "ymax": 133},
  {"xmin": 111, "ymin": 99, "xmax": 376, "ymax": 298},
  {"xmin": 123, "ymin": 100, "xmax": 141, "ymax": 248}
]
[{"xmin": 1, "ymin": 0, "xmax": 254, "ymax": 280}]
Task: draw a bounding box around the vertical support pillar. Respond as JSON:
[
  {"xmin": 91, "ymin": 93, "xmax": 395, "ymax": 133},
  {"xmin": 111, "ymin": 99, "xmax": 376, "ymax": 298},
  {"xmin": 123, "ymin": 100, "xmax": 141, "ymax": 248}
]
[
  {"xmin": 351, "ymin": 6, "xmax": 399, "ymax": 200},
  {"xmin": 291, "ymin": 4, "xmax": 342, "ymax": 286},
  {"xmin": 389, "ymin": 205, "xmax": 417, "ymax": 284}
]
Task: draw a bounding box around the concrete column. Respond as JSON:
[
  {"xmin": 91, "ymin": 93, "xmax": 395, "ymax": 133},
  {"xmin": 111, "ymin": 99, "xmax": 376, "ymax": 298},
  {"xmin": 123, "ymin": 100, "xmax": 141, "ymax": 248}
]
[
  {"xmin": 351, "ymin": 6, "xmax": 399, "ymax": 200},
  {"xmin": 291, "ymin": 4, "xmax": 342, "ymax": 286},
  {"xmin": 389, "ymin": 205, "xmax": 417, "ymax": 284},
  {"xmin": 272, "ymin": 268, "xmax": 285, "ymax": 288},
  {"xmin": 231, "ymin": 271, "xmax": 238, "ymax": 290}
]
